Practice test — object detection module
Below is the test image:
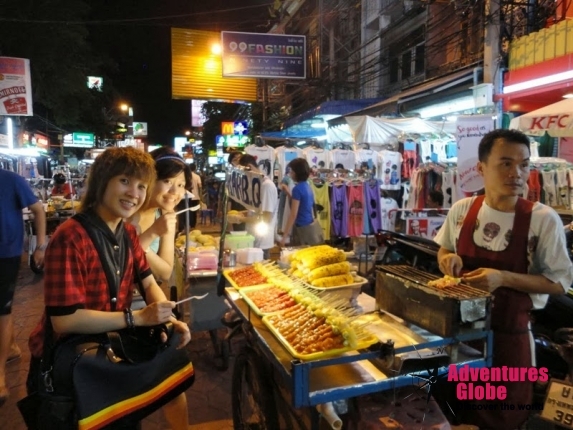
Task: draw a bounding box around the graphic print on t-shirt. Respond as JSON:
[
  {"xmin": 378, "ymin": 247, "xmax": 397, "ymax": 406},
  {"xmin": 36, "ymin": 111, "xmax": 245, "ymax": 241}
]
[{"xmin": 347, "ymin": 183, "xmax": 364, "ymax": 237}]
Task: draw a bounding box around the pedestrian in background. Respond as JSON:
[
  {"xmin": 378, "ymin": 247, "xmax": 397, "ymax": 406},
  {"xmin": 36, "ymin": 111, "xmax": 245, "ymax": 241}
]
[
  {"xmin": 227, "ymin": 151, "xmax": 246, "ymax": 231},
  {"xmin": 188, "ymin": 163, "xmax": 202, "ymax": 228},
  {"xmin": 278, "ymin": 158, "xmax": 324, "ymax": 247},
  {"xmin": 0, "ymin": 169, "xmax": 46, "ymax": 406}
]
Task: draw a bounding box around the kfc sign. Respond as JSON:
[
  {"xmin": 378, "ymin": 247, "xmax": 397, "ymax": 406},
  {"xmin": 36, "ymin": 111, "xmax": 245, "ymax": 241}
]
[{"xmin": 528, "ymin": 114, "xmax": 572, "ymax": 131}]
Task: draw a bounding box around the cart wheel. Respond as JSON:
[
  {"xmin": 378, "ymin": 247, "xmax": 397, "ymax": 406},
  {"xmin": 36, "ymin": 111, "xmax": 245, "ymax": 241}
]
[
  {"xmin": 29, "ymin": 256, "xmax": 44, "ymax": 274},
  {"xmin": 232, "ymin": 348, "xmax": 278, "ymax": 430}
]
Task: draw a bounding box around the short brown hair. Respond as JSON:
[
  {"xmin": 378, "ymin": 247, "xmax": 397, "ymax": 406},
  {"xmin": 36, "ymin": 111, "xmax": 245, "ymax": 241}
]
[
  {"xmin": 287, "ymin": 158, "xmax": 310, "ymax": 182},
  {"xmin": 80, "ymin": 147, "xmax": 156, "ymax": 212}
]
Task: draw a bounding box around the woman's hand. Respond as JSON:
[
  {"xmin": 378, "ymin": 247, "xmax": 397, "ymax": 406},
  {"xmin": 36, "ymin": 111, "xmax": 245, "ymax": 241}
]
[
  {"xmin": 171, "ymin": 320, "xmax": 191, "ymax": 348},
  {"xmin": 150, "ymin": 212, "xmax": 177, "ymax": 238},
  {"xmin": 134, "ymin": 301, "xmax": 175, "ymax": 326}
]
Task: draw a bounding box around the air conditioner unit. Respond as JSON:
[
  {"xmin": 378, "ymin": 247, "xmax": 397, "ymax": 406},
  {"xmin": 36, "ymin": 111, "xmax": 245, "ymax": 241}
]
[
  {"xmin": 380, "ymin": 15, "xmax": 391, "ymax": 30},
  {"xmin": 404, "ymin": 0, "xmax": 414, "ymax": 12}
]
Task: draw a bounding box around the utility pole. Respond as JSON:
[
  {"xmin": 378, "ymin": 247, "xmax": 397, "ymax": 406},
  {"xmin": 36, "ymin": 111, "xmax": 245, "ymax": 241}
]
[{"xmin": 483, "ymin": 0, "xmax": 503, "ymax": 121}]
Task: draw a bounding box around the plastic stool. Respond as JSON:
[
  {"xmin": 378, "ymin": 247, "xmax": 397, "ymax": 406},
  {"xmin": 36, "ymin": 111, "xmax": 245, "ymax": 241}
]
[{"xmin": 200, "ymin": 209, "xmax": 214, "ymax": 225}]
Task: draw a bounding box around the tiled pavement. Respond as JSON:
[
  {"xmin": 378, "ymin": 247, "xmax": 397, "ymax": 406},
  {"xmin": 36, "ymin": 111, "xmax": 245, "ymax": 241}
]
[{"xmin": 0, "ymin": 221, "xmax": 244, "ymax": 430}]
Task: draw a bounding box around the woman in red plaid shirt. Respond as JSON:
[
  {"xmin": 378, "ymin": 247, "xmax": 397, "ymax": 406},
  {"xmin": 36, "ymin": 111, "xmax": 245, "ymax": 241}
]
[{"xmin": 27, "ymin": 147, "xmax": 191, "ymax": 429}]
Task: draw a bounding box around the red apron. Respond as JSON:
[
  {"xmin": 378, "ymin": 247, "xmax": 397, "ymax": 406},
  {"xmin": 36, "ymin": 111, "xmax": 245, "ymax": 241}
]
[{"xmin": 457, "ymin": 195, "xmax": 533, "ymax": 430}]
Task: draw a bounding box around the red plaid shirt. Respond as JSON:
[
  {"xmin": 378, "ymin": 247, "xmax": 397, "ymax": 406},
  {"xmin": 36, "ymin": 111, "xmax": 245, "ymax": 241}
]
[{"xmin": 29, "ymin": 215, "xmax": 152, "ymax": 357}]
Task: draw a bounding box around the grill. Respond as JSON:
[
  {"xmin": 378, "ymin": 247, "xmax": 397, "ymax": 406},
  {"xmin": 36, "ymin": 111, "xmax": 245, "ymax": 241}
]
[{"xmin": 376, "ymin": 265, "xmax": 491, "ymax": 338}]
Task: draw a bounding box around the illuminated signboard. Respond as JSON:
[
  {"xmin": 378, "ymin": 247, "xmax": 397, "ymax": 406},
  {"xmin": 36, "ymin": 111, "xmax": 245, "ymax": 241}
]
[
  {"xmin": 221, "ymin": 31, "xmax": 306, "ymax": 79},
  {"xmin": 191, "ymin": 99, "xmax": 207, "ymax": 127},
  {"xmin": 87, "ymin": 76, "xmax": 103, "ymax": 91},
  {"xmin": 216, "ymin": 134, "xmax": 250, "ymax": 148},
  {"xmin": 133, "ymin": 122, "xmax": 148, "ymax": 137},
  {"xmin": 63, "ymin": 132, "xmax": 95, "ymax": 148},
  {"xmin": 22, "ymin": 132, "xmax": 49, "ymax": 149}
]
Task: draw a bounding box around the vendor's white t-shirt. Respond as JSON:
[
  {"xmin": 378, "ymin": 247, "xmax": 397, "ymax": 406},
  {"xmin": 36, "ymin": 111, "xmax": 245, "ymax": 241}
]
[
  {"xmin": 434, "ymin": 197, "xmax": 573, "ymax": 309},
  {"xmin": 246, "ymin": 176, "xmax": 278, "ymax": 251}
]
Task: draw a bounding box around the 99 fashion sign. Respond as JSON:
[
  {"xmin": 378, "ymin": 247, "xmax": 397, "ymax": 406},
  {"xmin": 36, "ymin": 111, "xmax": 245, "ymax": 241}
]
[
  {"xmin": 221, "ymin": 31, "xmax": 306, "ymax": 79},
  {"xmin": 226, "ymin": 167, "xmax": 263, "ymax": 212}
]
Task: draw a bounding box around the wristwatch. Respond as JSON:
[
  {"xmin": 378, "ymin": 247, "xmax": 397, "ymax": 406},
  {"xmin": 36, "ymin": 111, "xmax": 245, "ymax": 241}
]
[{"xmin": 35, "ymin": 243, "xmax": 48, "ymax": 252}]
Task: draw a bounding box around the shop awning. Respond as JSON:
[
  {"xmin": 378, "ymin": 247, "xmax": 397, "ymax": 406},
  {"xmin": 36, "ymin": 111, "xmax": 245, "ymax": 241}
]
[{"xmin": 327, "ymin": 67, "xmax": 479, "ymax": 127}]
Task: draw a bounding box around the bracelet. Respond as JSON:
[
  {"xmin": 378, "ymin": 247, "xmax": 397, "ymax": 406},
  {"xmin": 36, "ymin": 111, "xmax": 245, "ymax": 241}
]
[
  {"xmin": 123, "ymin": 308, "xmax": 135, "ymax": 330},
  {"xmin": 35, "ymin": 243, "xmax": 48, "ymax": 252}
]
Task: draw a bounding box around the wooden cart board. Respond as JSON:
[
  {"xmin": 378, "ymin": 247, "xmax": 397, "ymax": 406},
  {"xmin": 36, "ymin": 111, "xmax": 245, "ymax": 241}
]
[
  {"xmin": 238, "ymin": 285, "xmax": 296, "ymax": 316},
  {"xmin": 261, "ymin": 315, "xmax": 378, "ymax": 361},
  {"xmin": 541, "ymin": 378, "xmax": 573, "ymax": 428},
  {"xmin": 222, "ymin": 267, "xmax": 270, "ymax": 290}
]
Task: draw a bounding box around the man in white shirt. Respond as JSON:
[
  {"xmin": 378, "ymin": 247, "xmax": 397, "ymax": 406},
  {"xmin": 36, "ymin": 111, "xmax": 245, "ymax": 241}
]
[
  {"xmin": 237, "ymin": 154, "xmax": 278, "ymax": 259},
  {"xmin": 435, "ymin": 129, "xmax": 573, "ymax": 429}
]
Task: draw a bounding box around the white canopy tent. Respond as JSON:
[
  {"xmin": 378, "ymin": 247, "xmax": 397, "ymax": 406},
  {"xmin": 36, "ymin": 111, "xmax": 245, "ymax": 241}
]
[
  {"xmin": 344, "ymin": 116, "xmax": 454, "ymax": 144},
  {"xmin": 509, "ymin": 98, "xmax": 573, "ymax": 137}
]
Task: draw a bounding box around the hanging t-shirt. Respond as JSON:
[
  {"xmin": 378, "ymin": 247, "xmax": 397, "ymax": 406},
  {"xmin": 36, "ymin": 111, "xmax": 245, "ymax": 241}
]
[
  {"xmin": 330, "ymin": 184, "xmax": 349, "ymax": 237},
  {"xmin": 303, "ymin": 147, "xmax": 330, "ymax": 170},
  {"xmin": 568, "ymin": 169, "xmax": 573, "ymax": 210},
  {"xmin": 355, "ymin": 149, "xmax": 381, "ymax": 176},
  {"xmin": 380, "ymin": 197, "xmax": 399, "ymax": 232},
  {"xmin": 245, "ymin": 145, "xmax": 276, "ymax": 178},
  {"xmin": 556, "ymin": 168, "xmax": 569, "ymax": 208},
  {"xmin": 310, "ymin": 181, "xmax": 331, "ymax": 240},
  {"xmin": 379, "ymin": 150, "xmax": 403, "ymax": 190},
  {"xmin": 541, "ymin": 170, "xmax": 557, "ymax": 207},
  {"xmin": 275, "ymin": 146, "xmax": 303, "ymax": 183},
  {"xmin": 363, "ymin": 179, "xmax": 382, "ymax": 234},
  {"xmin": 347, "ymin": 183, "xmax": 364, "ymax": 237},
  {"xmin": 277, "ymin": 177, "xmax": 295, "ymax": 242},
  {"xmin": 442, "ymin": 170, "xmax": 456, "ymax": 208},
  {"xmin": 330, "ymin": 149, "xmax": 357, "ymax": 170},
  {"xmin": 419, "ymin": 140, "xmax": 433, "ymax": 163},
  {"xmin": 246, "ymin": 176, "xmax": 278, "ymax": 251},
  {"xmin": 431, "ymin": 140, "xmax": 448, "ymax": 162}
]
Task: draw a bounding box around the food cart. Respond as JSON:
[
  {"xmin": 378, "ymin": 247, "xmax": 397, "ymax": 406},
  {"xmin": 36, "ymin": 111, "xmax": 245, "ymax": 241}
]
[{"xmin": 218, "ymin": 167, "xmax": 493, "ymax": 430}]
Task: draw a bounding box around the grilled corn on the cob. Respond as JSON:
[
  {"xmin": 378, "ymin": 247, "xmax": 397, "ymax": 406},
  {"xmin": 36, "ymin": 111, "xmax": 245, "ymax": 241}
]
[
  {"xmin": 311, "ymin": 273, "xmax": 355, "ymax": 288},
  {"xmin": 307, "ymin": 261, "xmax": 351, "ymax": 281}
]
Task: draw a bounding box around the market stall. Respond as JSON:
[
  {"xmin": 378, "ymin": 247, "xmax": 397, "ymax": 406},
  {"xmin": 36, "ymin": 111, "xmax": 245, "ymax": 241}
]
[{"xmin": 219, "ymin": 167, "xmax": 493, "ymax": 429}]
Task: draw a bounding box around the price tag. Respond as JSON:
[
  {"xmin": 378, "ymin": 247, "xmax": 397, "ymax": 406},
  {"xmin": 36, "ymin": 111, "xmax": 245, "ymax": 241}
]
[{"xmin": 541, "ymin": 379, "xmax": 573, "ymax": 428}]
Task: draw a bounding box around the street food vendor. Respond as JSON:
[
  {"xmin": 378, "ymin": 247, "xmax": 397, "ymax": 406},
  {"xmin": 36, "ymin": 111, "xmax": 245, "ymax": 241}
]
[
  {"xmin": 50, "ymin": 173, "xmax": 74, "ymax": 199},
  {"xmin": 434, "ymin": 129, "xmax": 573, "ymax": 430}
]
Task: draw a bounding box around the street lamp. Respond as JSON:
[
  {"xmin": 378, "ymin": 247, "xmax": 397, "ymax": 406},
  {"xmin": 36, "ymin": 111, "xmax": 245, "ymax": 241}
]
[{"xmin": 119, "ymin": 103, "xmax": 134, "ymax": 141}]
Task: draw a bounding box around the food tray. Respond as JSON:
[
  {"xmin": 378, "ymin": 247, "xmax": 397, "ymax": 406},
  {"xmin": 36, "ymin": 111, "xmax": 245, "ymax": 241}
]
[
  {"xmin": 222, "ymin": 268, "xmax": 270, "ymax": 290},
  {"xmin": 262, "ymin": 314, "xmax": 378, "ymax": 361},
  {"xmin": 238, "ymin": 285, "xmax": 295, "ymax": 316}
]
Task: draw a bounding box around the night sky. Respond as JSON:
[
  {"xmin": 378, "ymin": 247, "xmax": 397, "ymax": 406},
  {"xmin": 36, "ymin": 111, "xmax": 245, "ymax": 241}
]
[{"xmin": 88, "ymin": 0, "xmax": 270, "ymax": 146}]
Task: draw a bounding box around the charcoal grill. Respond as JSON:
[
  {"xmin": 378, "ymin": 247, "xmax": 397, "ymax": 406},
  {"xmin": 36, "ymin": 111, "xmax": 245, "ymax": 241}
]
[{"xmin": 376, "ymin": 265, "xmax": 491, "ymax": 338}]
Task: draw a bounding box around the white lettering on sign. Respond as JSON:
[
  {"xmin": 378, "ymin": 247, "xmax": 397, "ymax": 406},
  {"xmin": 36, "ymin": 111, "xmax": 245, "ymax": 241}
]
[{"xmin": 226, "ymin": 167, "xmax": 262, "ymax": 212}]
